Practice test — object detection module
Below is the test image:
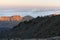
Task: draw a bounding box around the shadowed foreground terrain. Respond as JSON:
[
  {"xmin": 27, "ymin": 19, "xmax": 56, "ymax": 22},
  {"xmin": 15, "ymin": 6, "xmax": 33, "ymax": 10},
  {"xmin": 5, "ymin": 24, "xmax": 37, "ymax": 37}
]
[
  {"xmin": 9, "ymin": 15, "xmax": 60, "ymax": 38},
  {"xmin": 0, "ymin": 15, "xmax": 60, "ymax": 40}
]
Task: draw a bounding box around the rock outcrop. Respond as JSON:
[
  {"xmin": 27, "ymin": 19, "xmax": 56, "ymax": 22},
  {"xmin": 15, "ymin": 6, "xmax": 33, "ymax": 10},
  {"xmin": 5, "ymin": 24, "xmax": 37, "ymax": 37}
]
[{"xmin": 0, "ymin": 15, "xmax": 23, "ymax": 21}]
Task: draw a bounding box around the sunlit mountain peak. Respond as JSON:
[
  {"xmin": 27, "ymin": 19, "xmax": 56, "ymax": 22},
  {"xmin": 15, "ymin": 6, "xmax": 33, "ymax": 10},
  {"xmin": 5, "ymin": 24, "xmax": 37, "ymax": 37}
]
[{"xmin": 0, "ymin": 15, "xmax": 23, "ymax": 21}]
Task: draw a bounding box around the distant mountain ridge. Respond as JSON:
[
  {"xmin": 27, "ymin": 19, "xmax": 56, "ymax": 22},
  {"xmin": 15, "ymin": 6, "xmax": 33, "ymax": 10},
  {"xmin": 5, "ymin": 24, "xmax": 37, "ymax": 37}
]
[
  {"xmin": 0, "ymin": 15, "xmax": 23, "ymax": 21},
  {"xmin": 0, "ymin": 15, "xmax": 34, "ymax": 28},
  {"xmin": 22, "ymin": 15, "xmax": 34, "ymax": 22}
]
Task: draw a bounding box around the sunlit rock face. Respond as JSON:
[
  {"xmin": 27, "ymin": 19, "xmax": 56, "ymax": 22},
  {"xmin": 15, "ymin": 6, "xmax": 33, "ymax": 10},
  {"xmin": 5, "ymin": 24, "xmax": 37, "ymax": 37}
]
[
  {"xmin": 0, "ymin": 15, "xmax": 23, "ymax": 28},
  {"xmin": 0, "ymin": 15, "xmax": 23, "ymax": 21},
  {"xmin": 11, "ymin": 15, "xmax": 23, "ymax": 21},
  {"xmin": 0, "ymin": 16, "xmax": 10, "ymax": 21}
]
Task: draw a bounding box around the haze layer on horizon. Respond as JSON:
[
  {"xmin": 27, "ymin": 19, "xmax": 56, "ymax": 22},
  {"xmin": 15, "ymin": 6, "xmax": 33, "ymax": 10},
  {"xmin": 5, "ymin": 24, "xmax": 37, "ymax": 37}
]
[{"xmin": 0, "ymin": 0, "xmax": 60, "ymax": 17}]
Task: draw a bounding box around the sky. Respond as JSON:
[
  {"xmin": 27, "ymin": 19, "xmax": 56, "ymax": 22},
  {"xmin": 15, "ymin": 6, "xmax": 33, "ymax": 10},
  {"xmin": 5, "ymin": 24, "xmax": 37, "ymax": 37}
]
[
  {"xmin": 0, "ymin": 0, "xmax": 60, "ymax": 7},
  {"xmin": 0, "ymin": 0, "xmax": 60, "ymax": 17}
]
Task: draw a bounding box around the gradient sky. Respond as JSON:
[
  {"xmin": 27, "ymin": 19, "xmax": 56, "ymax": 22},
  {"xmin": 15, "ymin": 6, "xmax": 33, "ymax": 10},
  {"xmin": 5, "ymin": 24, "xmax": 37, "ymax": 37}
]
[
  {"xmin": 0, "ymin": 0, "xmax": 60, "ymax": 7},
  {"xmin": 0, "ymin": 0, "xmax": 60, "ymax": 17}
]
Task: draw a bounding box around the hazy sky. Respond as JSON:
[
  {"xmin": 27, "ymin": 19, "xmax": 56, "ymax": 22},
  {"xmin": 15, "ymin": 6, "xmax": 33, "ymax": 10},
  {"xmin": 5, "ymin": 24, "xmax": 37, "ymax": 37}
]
[
  {"xmin": 0, "ymin": 0, "xmax": 60, "ymax": 7},
  {"xmin": 0, "ymin": 0, "xmax": 60, "ymax": 17}
]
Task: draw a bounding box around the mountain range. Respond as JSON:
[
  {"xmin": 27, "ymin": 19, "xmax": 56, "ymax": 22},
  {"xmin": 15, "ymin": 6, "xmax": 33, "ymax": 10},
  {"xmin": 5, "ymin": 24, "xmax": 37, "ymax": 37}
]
[
  {"xmin": 0, "ymin": 15, "xmax": 34, "ymax": 28},
  {"xmin": 0, "ymin": 15, "xmax": 22, "ymax": 21},
  {"xmin": 8, "ymin": 14, "xmax": 60, "ymax": 39},
  {"xmin": 1, "ymin": 14, "xmax": 60, "ymax": 39}
]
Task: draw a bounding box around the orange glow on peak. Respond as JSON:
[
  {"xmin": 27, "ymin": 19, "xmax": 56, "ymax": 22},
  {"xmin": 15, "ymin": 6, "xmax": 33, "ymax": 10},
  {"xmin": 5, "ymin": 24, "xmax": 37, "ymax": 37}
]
[{"xmin": 0, "ymin": 15, "xmax": 23, "ymax": 21}]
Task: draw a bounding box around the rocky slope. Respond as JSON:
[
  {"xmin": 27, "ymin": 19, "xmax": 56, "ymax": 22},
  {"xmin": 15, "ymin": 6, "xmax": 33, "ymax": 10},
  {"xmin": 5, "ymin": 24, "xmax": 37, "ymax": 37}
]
[
  {"xmin": 8, "ymin": 15, "xmax": 60, "ymax": 39},
  {"xmin": 0, "ymin": 15, "xmax": 34, "ymax": 38},
  {"xmin": 0, "ymin": 15, "xmax": 23, "ymax": 28},
  {"xmin": 0, "ymin": 15, "xmax": 34, "ymax": 28},
  {"xmin": 22, "ymin": 15, "xmax": 34, "ymax": 22}
]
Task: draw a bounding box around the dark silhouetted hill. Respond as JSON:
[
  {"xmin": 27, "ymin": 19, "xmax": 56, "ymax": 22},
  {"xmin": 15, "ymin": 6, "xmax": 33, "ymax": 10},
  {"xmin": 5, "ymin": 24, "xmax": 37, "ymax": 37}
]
[
  {"xmin": 8, "ymin": 15, "xmax": 60, "ymax": 39},
  {"xmin": 0, "ymin": 15, "xmax": 34, "ymax": 38}
]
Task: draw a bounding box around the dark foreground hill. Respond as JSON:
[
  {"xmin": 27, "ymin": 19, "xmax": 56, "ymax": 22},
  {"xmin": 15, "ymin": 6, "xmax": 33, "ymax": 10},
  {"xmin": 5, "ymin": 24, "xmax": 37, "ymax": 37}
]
[
  {"xmin": 0, "ymin": 16, "xmax": 34, "ymax": 39},
  {"xmin": 1, "ymin": 15, "xmax": 60, "ymax": 39},
  {"xmin": 8, "ymin": 15, "xmax": 60, "ymax": 39}
]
